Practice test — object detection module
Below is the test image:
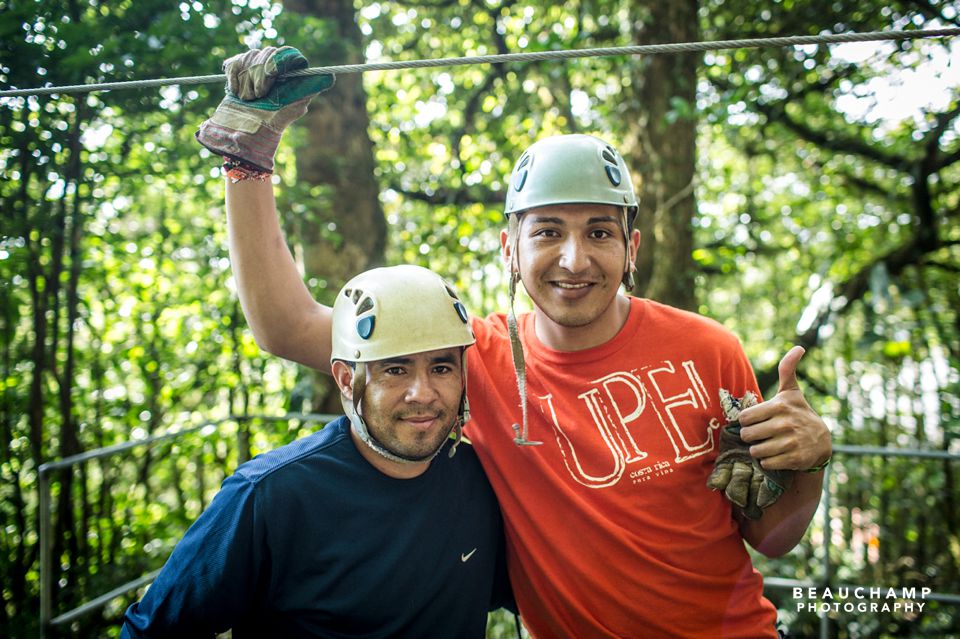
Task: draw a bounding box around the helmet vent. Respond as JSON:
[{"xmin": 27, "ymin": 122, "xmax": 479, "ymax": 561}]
[
  {"xmin": 454, "ymin": 301, "xmax": 468, "ymax": 324},
  {"xmin": 356, "ymin": 297, "xmax": 374, "ymax": 316},
  {"xmin": 601, "ymin": 146, "xmax": 623, "ymax": 186},
  {"xmin": 513, "ymin": 152, "xmax": 531, "ymax": 192}
]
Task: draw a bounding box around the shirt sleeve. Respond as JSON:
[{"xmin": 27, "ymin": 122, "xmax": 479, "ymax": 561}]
[
  {"xmin": 120, "ymin": 472, "xmax": 266, "ymax": 638},
  {"xmin": 487, "ymin": 510, "xmax": 517, "ymax": 614}
]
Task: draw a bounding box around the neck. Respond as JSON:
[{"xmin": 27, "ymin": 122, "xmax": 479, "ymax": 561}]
[
  {"xmin": 534, "ymin": 294, "xmax": 632, "ymax": 351},
  {"xmin": 348, "ymin": 427, "xmax": 431, "ymax": 479}
]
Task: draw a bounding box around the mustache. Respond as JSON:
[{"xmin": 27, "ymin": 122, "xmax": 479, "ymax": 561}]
[{"xmin": 395, "ymin": 406, "xmax": 446, "ymax": 421}]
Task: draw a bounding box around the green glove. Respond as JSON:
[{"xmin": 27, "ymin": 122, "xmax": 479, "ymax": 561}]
[
  {"xmin": 196, "ymin": 46, "xmax": 335, "ymax": 172},
  {"xmin": 706, "ymin": 390, "xmax": 792, "ymax": 520}
]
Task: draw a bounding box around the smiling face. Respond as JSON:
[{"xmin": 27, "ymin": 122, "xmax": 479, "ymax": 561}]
[
  {"xmin": 502, "ymin": 203, "xmax": 641, "ymax": 351},
  {"xmin": 334, "ymin": 347, "xmax": 465, "ymax": 476}
]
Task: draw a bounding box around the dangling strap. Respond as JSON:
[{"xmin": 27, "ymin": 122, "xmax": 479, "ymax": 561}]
[
  {"xmin": 507, "ymin": 214, "xmax": 542, "ymax": 447},
  {"xmin": 620, "ymin": 207, "xmax": 636, "ymax": 290},
  {"xmin": 448, "ymin": 419, "xmax": 463, "ymax": 458},
  {"xmin": 448, "ymin": 353, "xmax": 471, "ymax": 457}
]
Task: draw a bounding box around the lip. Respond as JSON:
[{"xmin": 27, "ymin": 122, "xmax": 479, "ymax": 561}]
[
  {"xmin": 400, "ymin": 415, "xmax": 440, "ymax": 430},
  {"xmin": 550, "ymin": 280, "xmax": 596, "ymax": 299}
]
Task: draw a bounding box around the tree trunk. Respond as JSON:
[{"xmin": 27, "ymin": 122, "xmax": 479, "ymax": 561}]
[
  {"xmin": 52, "ymin": 97, "xmax": 87, "ymax": 600},
  {"xmin": 283, "ymin": 0, "xmax": 387, "ymax": 413},
  {"xmin": 625, "ymin": 0, "xmax": 699, "ymax": 311}
]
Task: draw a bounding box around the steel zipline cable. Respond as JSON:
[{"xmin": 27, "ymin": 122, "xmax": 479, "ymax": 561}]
[{"xmin": 1, "ymin": 27, "xmax": 959, "ymax": 98}]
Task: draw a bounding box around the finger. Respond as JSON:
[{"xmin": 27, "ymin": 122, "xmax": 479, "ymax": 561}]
[
  {"xmin": 749, "ymin": 470, "xmax": 763, "ymax": 507},
  {"xmin": 778, "ymin": 345, "xmax": 806, "ymax": 393},
  {"xmin": 738, "ymin": 420, "xmax": 779, "ymax": 443},
  {"xmin": 755, "ymin": 451, "xmax": 797, "ymax": 471},
  {"xmin": 746, "ymin": 435, "xmax": 788, "ymax": 459},
  {"xmin": 706, "ymin": 465, "xmax": 731, "ymax": 491},
  {"xmin": 725, "ymin": 463, "xmax": 754, "ymax": 507}
]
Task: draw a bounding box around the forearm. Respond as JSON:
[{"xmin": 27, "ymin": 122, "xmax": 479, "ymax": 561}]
[
  {"xmin": 226, "ymin": 179, "xmax": 332, "ymax": 372},
  {"xmin": 739, "ymin": 469, "xmax": 824, "ymax": 557}
]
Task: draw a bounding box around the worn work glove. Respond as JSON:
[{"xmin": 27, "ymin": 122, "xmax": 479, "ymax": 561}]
[
  {"xmin": 196, "ymin": 46, "xmax": 335, "ymax": 172},
  {"xmin": 706, "ymin": 390, "xmax": 793, "ymax": 520}
]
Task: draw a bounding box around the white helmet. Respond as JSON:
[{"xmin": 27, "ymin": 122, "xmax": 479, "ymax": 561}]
[
  {"xmin": 504, "ymin": 134, "xmax": 638, "ymax": 217},
  {"xmin": 331, "ymin": 265, "xmax": 475, "ymax": 463}
]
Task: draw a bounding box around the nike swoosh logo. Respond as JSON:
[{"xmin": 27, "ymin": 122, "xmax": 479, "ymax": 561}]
[{"xmin": 461, "ymin": 548, "xmax": 477, "ymax": 562}]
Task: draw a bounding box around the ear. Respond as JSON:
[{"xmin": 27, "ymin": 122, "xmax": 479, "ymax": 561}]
[
  {"xmin": 628, "ymin": 229, "xmax": 641, "ymax": 264},
  {"xmin": 499, "ymin": 229, "xmax": 515, "ymax": 270},
  {"xmin": 331, "ymin": 360, "xmax": 355, "ymax": 400}
]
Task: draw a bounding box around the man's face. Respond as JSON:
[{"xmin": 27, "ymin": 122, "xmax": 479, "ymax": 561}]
[
  {"xmin": 504, "ymin": 203, "xmax": 639, "ymax": 333},
  {"xmin": 359, "ymin": 347, "xmax": 464, "ymax": 461}
]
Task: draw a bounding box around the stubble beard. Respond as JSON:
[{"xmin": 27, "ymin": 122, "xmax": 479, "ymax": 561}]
[
  {"xmin": 364, "ymin": 405, "xmax": 457, "ymax": 461},
  {"xmin": 532, "ymin": 279, "xmax": 618, "ymax": 330}
]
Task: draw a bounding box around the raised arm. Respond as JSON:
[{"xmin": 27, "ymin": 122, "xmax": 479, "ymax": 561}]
[
  {"xmin": 226, "ymin": 180, "xmax": 333, "ymax": 372},
  {"xmin": 196, "ymin": 47, "xmax": 336, "ymax": 373}
]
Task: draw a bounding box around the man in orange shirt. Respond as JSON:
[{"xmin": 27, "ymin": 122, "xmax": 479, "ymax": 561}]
[{"xmin": 202, "ymin": 46, "xmax": 832, "ymax": 637}]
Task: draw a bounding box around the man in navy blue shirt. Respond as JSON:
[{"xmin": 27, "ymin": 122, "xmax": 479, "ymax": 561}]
[{"xmin": 121, "ymin": 265, "xmax": 512, "ymax": 638}]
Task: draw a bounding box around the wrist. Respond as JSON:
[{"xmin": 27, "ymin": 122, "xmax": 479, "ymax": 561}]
[
  {"xmin": 223, "ymin": 158, "xmax": 272, "ymax": 183},
  {"xmin": 803, "ymin": 454, "xmax": 831, "ymax": 473}
]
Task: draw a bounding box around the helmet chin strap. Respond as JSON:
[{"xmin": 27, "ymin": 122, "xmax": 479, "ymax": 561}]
[
  {"xmin": 449, "ymin": 354, "xmax": 470, "ymax": 458},
  {"xmin": 507, "ymin": 214, "xmax": 543, "ymax": 447},
  {"xmin": 621, "ymin": 207, "xmax": 636, "ymax": 291},
  {"xmin": 343, "ymin": 361, "xmax": 467, "ymax": 464}
]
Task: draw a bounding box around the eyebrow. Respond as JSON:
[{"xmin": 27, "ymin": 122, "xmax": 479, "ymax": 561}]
[
  {"xmin": 374, "ymin": 354, "xmax": 459, "ymax": 369},
  {"xmin": 528, "ymin": 214, "xmax": 620, "ymax": 226}
]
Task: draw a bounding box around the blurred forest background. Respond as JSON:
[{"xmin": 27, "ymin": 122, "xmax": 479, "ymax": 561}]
[{"xmin": 1, "ymin": 0, "xmax": 959, "ymax": 637}]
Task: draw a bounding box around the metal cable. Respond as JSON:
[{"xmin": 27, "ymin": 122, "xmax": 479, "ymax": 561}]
[{"xmin": 2, "ymin": 27, "xmax": 959, "ymax": 98}]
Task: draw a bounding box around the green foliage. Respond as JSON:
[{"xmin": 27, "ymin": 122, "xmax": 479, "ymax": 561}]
[
  {"xmin": 1, "ymin": 2, "xmax": 301, "ymax": 636},
  {"xmin": 695, "ymin": 1, "xmax": 960, "ymax": 635}
]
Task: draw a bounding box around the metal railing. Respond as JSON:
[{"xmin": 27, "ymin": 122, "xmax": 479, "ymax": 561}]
[
  {"xmin": 38, "ymin": 413, "xmax": 337, "ymax": 637},
  {"xmin": 37, "ymin": 426, "xmax": 959, "ymax": 637},
  {"xmin": 761, "ymin": 444, "xmax": 960, "ymax": 638}
]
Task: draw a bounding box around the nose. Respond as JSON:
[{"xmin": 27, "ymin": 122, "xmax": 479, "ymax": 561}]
[
  {"xmin": 404, "ymin": 369, "xmax": 440, "ymax": 404},
  {"xmin": 558, "ymin": 234, "xmax": 590, "ymax": 273}
]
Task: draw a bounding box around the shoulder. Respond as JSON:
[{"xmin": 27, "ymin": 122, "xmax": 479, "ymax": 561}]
[
  {"xmin": 446, "ymin": 437, "xmax": 484, "ymax": 468},
  {"xmin": 470, "ymin": 312, "xmax": 509, "ymax": 338},
  {"xmin": 434, "ymin": 440, "xmax": 499, "ymax": 501},
  {"xmin": 233, "ymin": 416, "xmax": 351, "ymax": 486},
  {"xmin": 467, "ymin": 313, "xmax": 517, "ymax": 371},
  {"xmin": 430, "ymin": 439, "xmax": 490, "ymax": 485},
  {"xmin": 634, "ymin": 297, "xmax": 741, "ymax": 345},
  {"xmin": 470, "ymin": 311, "xmax": 534, "ymax": 348}
]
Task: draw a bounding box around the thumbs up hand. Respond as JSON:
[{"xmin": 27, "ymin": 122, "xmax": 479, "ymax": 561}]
[
  {"xmin": 707, "ymin": 390, "xmax": 794, "ymax": 519},
  {"xmin": 737, "ymin": 346, "xmax": 832, "ymax": 473}
]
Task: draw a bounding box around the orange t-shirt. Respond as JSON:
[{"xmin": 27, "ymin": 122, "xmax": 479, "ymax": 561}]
[{"xmin": 465, "ymin": 297, "xmax": 778, "ymax": 638}]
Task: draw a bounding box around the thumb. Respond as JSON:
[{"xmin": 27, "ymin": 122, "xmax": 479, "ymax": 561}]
[{"xmin": 777, "ymin": 345, "xmax": 805, "ymax": 393}]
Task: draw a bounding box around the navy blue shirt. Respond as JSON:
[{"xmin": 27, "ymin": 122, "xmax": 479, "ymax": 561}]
[{"xmin": 122, "ymin": 417, "xmax": 511, "ymax": 638}]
